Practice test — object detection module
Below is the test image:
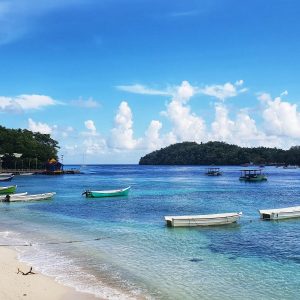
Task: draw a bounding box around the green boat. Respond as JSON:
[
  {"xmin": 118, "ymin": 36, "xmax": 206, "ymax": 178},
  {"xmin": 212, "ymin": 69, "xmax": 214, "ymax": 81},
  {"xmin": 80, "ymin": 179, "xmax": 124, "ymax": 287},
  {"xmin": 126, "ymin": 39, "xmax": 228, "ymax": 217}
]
[
  {"xmin": 239, "ymin": 169, "xmax": 267, "ymax": 182},
  {"xmin": 83, "ymin": 186, "xmax": 131, "ymax": 198},
  {"xmin": 0, "ymin": 185, "xmax": 17, "ymax": 194}
]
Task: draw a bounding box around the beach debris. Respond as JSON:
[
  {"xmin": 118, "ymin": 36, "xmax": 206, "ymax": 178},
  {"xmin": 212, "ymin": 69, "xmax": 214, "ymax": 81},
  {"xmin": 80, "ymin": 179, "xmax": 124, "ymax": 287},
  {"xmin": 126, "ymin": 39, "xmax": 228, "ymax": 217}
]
[{"xmin": 17, "ymin": 267, "xmax": 36, "ymax": 275}]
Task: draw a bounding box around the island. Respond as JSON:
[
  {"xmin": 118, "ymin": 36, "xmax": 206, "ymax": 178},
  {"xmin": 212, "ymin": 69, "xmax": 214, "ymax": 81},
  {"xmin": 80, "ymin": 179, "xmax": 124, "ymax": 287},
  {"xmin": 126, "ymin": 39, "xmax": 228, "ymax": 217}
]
[{"xmin": 139, "ymin": 141, "xmax": 300, "ymax": 165}]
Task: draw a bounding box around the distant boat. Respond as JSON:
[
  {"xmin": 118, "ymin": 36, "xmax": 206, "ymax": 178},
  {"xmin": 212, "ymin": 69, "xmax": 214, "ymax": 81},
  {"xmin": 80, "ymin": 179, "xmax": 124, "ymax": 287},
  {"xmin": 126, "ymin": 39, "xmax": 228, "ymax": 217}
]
[
  {"xmin": 0, "ymin": 192, "xmax": 27, "ymax": 201},
  {"xmin": 239, "ymin": 169, "xmax": 267, "ymax": 182},
  {"xmin": 164, "ymin": 212, "xmax": 242, "ymax": 227},
  {"xmin": 0, "ymin": 175, "xmax": 14, "ymax": 182},
  {"xmin": 205, "ymin": 167, "xmax": 222, "ymax": 176},
  {"xmin": 0, "ymin": 173, "xmax": 13, "ymax": 176},
  {"xmin": 3, "ymin": 192, "xmax": 56, "ymax": 202},
  {"xmin": 19, "ymin": 172, "xmax": 34, "ymax": 176},
  {"xmin": 0, "ymin": 185, "xmax": 17, "ymax": 194},
  {"xmin": 259, "ymin": 206, "xmax": 300, "ymax": 220},
  {"xmin": 83, "ymin": 186, "xmax": 131, "ymax": 198},
  {"xmin": 283, "ymin": 165, "xmax": 298, "ymax": 169}
]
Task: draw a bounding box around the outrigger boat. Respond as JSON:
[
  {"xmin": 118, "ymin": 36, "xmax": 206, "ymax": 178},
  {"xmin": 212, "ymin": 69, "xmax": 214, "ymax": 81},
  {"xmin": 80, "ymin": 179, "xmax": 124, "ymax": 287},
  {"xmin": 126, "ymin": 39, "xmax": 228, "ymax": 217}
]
[
  {"xmin": 2, "ymin": 192, "xmax": 56, "ymax": 202},
  {"xmin": 239, "ymin": 169, "xmax": 267, "ymax": 182},
  {"xmin": 205, "ymin": 167, "xmax": 222, "ymax": 176},
  {"xmin": 259, "ymin": 206, "xmax": 300, "ymax": 220},
  {"xmin": 83, "ymin": 186, "xmax": 131, "ymax": 198},
  {"xmin": 0, "ymin": 175, "xmax": 14, "ymax": 182},
  {"xmin": 164, "ymin": 212, "xmax": 242, "ymax": 227},
  {"xmin": 0, "ymin": 185, "xmax": 17, "ymax": 194}
]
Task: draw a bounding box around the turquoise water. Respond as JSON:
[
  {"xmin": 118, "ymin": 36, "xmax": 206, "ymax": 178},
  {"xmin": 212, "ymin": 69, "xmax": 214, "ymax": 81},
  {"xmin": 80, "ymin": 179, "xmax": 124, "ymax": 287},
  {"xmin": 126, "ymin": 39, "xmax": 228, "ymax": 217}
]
[{"xmin": 0, "ymin": 165, "xmax": 300, "ymax": 299}]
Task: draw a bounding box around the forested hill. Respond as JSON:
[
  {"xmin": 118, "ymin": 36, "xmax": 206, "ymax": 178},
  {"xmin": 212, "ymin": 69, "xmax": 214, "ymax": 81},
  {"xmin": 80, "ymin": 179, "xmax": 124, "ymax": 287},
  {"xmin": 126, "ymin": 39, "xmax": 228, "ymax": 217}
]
[
  {"xmin": 0, "ymin": 126, "xmax": 59, "ymax": 169},
  {"xmin": 139, "ymin": 141, "xmax": 300, "ymax": 165}
]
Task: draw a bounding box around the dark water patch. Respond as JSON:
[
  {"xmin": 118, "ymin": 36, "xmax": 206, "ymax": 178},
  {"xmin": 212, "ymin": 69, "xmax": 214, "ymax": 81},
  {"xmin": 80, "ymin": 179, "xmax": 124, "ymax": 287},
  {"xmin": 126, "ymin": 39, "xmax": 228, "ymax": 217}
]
[{"xmin": 189, "ymin": 258, "xmax": 203, "ymax": 263}]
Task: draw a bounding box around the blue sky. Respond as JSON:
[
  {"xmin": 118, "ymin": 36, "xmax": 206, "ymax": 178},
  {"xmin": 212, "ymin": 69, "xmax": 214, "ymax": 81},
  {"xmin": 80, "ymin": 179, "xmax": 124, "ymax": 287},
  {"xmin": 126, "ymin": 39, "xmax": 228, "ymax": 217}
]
[{"xmin": 1, "ymin": 0, "xmax": 300, "ymax": 163}]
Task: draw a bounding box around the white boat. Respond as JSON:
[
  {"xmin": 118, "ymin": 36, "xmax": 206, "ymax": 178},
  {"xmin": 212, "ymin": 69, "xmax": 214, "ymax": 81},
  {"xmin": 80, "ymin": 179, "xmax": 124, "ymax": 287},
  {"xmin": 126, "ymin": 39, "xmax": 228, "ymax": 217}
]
[
  {"xmin": 19, "ymin": 172, "xmax": 34, "ymax": 176},
  {"xmin": 0, "ymin": 173, "xmax": 13, "ymax": 176},
  {"xmin": 259, "ymin": 206, "xmax": 300, "ymax": 220},
  {"xmin": 164, "ymin": 212, "xmax": 242, "ymax": 227},
  {"xmin": 283, "ymin": 165, "xmax": 298, "ymax": 169},
  {"xmin": 0, "ymin": 193, "xmax": 27, "ymax": 201},
  {"xmin": 4, "ymin": 192, "xmax": 56, "ymax": 202}
]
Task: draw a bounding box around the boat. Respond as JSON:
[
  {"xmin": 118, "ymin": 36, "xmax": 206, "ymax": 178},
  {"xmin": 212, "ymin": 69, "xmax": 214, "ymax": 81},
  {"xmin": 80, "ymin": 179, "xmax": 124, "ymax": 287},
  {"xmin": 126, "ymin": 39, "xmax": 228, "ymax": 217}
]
[
  {"xmin": 0, "ymin": 173, "xmax": 13, "ymax": 176},
  {"xmin": 83, "ymin": 186, "xmax": 131, "ymax": 198},
  {"xmin": 0, "ymin": 192, "xmax": 27, "ymax": 201},
  {"xmin": 259, "ymin": 206, "xmax": 300, "ymax": 220},
  {"xmin": 283, "ymin": 165, "xmax": 298, "ymax": 169},
  {"xmin": 19, "ymin": 172, "xmax": 34, "ymax": 176},
  {"xmin": 205, "ymin": 167, "xmax": 222, "ymax": 176},
  {"xmin": 239, "ymin": 169, "xmax": 267, "ymax": 182},
  {"xmin": 0, "ymin": 185, "xmax": 17, "ymax": 194},
  {"xmin": 0, "ymin": 175, "xmax": 14, "ymax": 182},
  {"xmin": 2, "ymin": 192, "xmax": 56, "ymax": 202},
  {"xmin": 164, "ymin": 212, "xmax": 242, "ymax": 227}
]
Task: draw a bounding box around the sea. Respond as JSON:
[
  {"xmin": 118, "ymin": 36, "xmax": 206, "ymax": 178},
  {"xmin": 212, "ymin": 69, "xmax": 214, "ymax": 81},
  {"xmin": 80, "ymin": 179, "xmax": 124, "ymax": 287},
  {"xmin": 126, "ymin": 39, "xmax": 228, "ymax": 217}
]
[{"xmin": 0, "ymin": 165, "xmax": 299, "ymax": 300}]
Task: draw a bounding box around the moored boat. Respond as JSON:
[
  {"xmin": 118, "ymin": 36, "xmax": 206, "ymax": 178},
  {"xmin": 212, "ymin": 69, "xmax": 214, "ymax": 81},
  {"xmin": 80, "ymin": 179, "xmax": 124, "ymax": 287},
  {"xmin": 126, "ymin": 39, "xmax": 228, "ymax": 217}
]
[
  {"xmin": 0, "ymin": 175, "xmax": 14, "ymax": 182},
  {"xmin": 164, "ymin": 212, "xmax": 242, "ymax": 227},
  {"xmin": 0, "ymin": 173, "xmax": 13, "ymax": 176},
  {"xmin": 205, "ymin": 167, "xmax": 222, "ymax": 176},
  {"xmin": 3, "ymin": 192, "xmax": 56, "ymax": 202},
  {"xmin": 259, "ymin": 206, "xmax": 300, "ymax": 220},
  {"xmin": 0, "ymin": 192, "xmax": 27, "ymax": 201},
  {"xmin": 239, "ymin": 169, "xmax": 267, "ymax": 182},
  {"xmin": 0, "ymin": 185, "xmax": 17, "ymax": 194},
  {"xmin": 19, "ymin": 172, "xmax": 34, "ymax": 176},
  {"xmin": 83, "ymin": 186, "xmax": 131, "ymax": 198}
]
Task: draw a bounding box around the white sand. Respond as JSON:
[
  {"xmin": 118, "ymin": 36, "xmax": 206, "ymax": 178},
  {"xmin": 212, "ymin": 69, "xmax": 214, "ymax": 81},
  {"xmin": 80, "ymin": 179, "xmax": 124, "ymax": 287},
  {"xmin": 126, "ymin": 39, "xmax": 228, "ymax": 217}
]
[{"xmin": 0, "ymin": 247, "xmax": 99, "ymax": 300}]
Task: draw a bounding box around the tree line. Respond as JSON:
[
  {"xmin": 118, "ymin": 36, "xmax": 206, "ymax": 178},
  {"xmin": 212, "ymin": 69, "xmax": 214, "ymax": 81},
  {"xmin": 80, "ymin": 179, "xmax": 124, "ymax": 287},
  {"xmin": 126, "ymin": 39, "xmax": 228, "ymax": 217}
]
[
  {"xmin": 0, "ymin": 126, "xmax": 59, "ymax": 169},
  {"xmin": 139, "ymin": 141, "xmax": 300, "ymax": 165}
]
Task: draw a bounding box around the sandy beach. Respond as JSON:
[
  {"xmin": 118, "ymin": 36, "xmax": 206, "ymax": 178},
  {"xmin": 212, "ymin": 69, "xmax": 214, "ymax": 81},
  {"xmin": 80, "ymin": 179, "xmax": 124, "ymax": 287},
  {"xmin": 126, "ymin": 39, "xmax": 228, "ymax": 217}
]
[{"xmin": 0, "ymin": 247, "xmax": 98, "ymax": 300}]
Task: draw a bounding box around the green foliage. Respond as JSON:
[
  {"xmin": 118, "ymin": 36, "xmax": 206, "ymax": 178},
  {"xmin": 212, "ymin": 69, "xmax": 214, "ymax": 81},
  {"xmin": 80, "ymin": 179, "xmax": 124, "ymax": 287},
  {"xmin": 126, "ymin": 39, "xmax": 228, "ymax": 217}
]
[
  {"xmin": 0, "ymin": 126, "xmax": 59, "ymax": 169},
  {"xmin": 139, "ymin": 141, "xmax": 299, "ymax": 165}
]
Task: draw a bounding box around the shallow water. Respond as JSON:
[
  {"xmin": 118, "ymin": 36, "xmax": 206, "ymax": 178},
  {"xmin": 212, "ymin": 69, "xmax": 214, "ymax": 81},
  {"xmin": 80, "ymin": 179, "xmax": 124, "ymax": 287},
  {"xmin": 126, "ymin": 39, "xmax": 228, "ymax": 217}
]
[{"xmin": 0, "ymin": 165, "xmax": 299, "ymax": 299}]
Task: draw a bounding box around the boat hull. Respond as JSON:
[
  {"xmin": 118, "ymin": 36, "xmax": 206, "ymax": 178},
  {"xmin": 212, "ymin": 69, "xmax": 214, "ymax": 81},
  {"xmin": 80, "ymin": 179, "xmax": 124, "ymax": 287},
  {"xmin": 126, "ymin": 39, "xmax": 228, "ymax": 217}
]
[
  {"xmin": 239, "ymin": 175, "xmax": 267, "ymax": 182},
  {"xmin": 165, "ymin": 212, "xmax": 242, "ymax": 227},
  {"xmin": 0, "ymin": 175, "xmax": 14, "ymax": 182},
  {"xmin": 85, "ymin": 187, "xmax": 131, "ymax": 198},
  {"xmin": 4, "ymin": 192, "xmax": 56, "ymax": 202},
  {"xmin": 0, "ymin": 185, "xmax": 17, "ymax": 194}
]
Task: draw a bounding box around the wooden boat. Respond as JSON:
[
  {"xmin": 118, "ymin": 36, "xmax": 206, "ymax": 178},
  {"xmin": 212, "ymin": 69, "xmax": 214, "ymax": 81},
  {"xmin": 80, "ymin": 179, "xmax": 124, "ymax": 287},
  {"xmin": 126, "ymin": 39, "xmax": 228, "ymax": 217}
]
[
  {"xmin": 0, "ymin": 185, "xmax": 17, "ymax": 194},
  {"xmin": 205, "ymin": 167, "xmax": 222, "ymax": 176},
  {"xmin": 164, "ymin": 212, "xmax": 242, "ymax": 227},
  {"xmin": 0, "ymin": 193, "xmax": 27, "ymax": 201},
  {"xmin": 259, "ymin": 206, "xmax": 300, "ymax": 220},
  {"xmin": 239, "ymin": 169, "xmax": 267, "ymax": 182},
  {"xmin": 3, "ymin": 192, "xmax": 56, "ymax": 202},
  {"xmin": 83, "ymin": 186, "xmax": 131, "ymax": 198},
  {"xmin": 0, "ymin": 175, "xmax": 14, "ymax": 182}
]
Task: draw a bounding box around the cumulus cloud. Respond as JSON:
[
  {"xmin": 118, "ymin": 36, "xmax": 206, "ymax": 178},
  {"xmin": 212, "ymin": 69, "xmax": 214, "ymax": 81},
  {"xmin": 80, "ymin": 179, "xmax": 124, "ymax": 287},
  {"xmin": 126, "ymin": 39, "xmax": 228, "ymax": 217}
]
[
  {"xmin": 28, "ymin": 118, "xmax": 53, "ymax": 134},
  {"xmin": 0, "ymin": 94, "xmax": 59, "ymax": 112},
  {"xmin": 109, "ymin": 101, "xmax": 139, "ymax": 150},
  {"xmin": 200, "ymin": 80, "xmax": 247, "ymax": 101},
  {"xmin": 84, "ymin": 120, "xmax": 96, "ymax": 132},
  {"xmin": 260, "ymin": 93, "xmax": 300, "ymax": 138}
]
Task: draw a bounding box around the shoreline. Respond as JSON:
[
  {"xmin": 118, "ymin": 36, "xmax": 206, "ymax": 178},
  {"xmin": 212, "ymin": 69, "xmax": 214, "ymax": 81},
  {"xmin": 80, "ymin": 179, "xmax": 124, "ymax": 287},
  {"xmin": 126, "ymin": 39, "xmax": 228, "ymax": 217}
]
[{"xmin": 0, "ymin": 246, "xmax": 99, "ymax": 300}]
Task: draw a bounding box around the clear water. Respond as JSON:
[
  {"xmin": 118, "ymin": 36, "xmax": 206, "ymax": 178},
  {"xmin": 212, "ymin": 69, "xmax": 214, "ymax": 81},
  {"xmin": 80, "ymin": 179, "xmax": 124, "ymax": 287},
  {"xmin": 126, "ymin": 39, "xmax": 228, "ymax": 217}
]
[{"xmin": 0, "ymin": 165, "xmax": 299, "ymax": 299}]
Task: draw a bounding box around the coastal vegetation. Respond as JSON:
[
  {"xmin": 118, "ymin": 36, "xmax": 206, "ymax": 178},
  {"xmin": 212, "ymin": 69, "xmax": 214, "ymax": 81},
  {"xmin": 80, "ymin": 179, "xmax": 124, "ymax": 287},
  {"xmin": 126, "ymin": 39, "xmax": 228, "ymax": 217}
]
[
  {"xmin": 0, "ymin": 126, "xmax": 59, "ymax": 169},
  {"xmin": 139, "ymin": 141, "xmax": 300, "ymax": 165}
]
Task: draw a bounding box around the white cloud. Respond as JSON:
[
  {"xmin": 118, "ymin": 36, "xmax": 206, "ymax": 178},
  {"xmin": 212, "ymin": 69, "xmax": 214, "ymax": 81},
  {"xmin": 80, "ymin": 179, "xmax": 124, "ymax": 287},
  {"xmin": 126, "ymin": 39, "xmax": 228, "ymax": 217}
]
[
  {"xmin": 84, "ymin": 120, "xmax": 96, "ymax": 132},
  {"xmin": 280, "ymin": 90, "xmax": 288, "ymax": 97},
  {"xmin": 162, "ymin": 81, "xmax": 206, "ymax": 142},
  {"xmin": 0, "ymin": 94, "xmax": 58, "ymax": 112},
  {"xmin": 28, "ymin": 118, "xmax": 52, "ymax": 134},
  {"xmin": 260, "ymin": 93, "xmax": 300, "ymax": 138},
  {"xmin": 116, "ymin": 84, "xmax": 170, "ymax": 96},
  {"xmin": 200, "ymin": 80, "xmax": 247, "ymax": 101},
  {"xmin": 71, "ymin": 97, "xmax": 100, "ymax": 108},
  {"xmin": 109, "ymin": 101, "xmax": 139, "ymax": 150}
]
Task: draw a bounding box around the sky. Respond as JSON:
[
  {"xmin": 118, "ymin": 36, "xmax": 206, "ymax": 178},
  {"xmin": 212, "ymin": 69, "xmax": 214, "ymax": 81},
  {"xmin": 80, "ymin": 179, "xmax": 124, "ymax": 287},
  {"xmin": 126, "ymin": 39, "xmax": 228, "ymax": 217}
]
[{"xmin": 1, "ymin": 0, "xmax": 300, "ymax": 163}]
